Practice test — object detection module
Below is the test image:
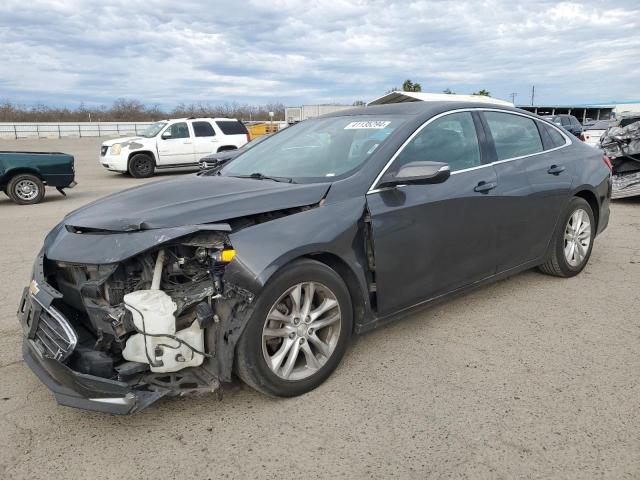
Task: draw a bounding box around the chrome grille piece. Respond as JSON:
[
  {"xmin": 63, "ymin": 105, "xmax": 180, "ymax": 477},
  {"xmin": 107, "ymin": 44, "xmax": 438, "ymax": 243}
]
[{"xmin": 33, "ymin": 303, "xmax": 77, "ymax": 361}]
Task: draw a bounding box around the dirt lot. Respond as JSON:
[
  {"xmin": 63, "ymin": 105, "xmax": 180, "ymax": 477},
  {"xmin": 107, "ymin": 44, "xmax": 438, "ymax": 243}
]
[{"xmin": 1, "ymin": 138, "xmax": 639, "ymax": 479}]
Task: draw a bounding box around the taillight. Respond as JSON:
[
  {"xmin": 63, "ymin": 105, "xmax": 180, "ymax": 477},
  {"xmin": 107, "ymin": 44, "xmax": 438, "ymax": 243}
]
[
  {"xmin": 246, "ymin": 133, "xmax": 252, "ymax": 143},
  {"xmin": 602, "ymin": 155, "xmax": 613, "ymax": 173},
  {"xmin": 579, "ymin": 133, "xmax": 586, "ymax": 141}
]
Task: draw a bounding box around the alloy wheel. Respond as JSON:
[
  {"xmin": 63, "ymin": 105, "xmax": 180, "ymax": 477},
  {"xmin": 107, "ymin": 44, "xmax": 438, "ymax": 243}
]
[
  {"xmin": 262, "ymin": 282, "xmax": 341, "ymax": 381},
  {"xmin": 564, "ymin": 208, "xmax": 591, "ymax": 267}
]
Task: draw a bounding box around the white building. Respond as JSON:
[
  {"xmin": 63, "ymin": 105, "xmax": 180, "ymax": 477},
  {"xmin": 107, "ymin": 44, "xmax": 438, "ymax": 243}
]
[{"xmin": 285, "ymin": 105, "xmax": 358, "ymax": 124}]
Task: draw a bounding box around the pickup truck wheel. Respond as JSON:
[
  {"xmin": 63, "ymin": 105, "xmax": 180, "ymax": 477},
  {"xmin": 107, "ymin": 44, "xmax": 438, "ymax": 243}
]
[
  {"xmin": 128, "ymin": 154, "xmax": 155, "ymax": 178},
  {"xmin": 7, "ymin": 174, "xmax": 45, "ymax": 205}
]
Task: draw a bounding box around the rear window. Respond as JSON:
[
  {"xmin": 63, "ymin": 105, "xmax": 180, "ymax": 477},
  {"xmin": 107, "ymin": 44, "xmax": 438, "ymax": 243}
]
[
  {"xmin": 215, "ymin": 120, "xmax": 248, "ymax": 135},
  {"xmin": 484, "ymin": 112, "xmax": 543, "ymax": 160}
]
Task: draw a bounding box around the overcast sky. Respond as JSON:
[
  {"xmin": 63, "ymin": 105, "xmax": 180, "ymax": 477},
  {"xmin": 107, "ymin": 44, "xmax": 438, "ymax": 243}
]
[{"xmin": 1, "ymin": 0, "xmax": 639, "ymax": 108}]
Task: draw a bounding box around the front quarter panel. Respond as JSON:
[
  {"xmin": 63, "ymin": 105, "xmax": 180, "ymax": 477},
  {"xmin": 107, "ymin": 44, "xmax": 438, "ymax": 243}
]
[{"xmin": 224, "ymin": 197, "xmax": 371, "ymax": 315}]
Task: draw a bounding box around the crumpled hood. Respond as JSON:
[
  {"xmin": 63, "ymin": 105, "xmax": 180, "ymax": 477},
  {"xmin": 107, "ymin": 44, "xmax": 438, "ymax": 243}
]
[
  {"xmin": 101, "ymin": 136, "xmax": 144, "ymax": 147},
  {"xmin": 63, "ymin": 174, "xmax": 331, "ymax": 232}
]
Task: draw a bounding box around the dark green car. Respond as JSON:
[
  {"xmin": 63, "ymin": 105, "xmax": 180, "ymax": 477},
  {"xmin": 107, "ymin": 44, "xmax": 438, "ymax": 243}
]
[{"xmin": 0, "ymin": 151, "xmax": 76, "ymax": 205}]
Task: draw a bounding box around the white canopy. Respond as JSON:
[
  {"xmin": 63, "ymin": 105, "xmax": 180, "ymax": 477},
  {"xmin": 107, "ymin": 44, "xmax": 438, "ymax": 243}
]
[{"xmin": 368, "ymin": 91, "xmax": 513, "ymax": 107}]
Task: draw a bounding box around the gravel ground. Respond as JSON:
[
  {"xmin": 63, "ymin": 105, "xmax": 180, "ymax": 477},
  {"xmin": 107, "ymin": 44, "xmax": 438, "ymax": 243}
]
[{"xmin": 0, "ymin": 138, "xmax": 639, "ymax": 479}]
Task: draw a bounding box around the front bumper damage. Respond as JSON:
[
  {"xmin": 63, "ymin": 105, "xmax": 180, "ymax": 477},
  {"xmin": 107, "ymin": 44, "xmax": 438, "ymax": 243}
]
[
  {"xmin": 18, "ymin": 280, "xmax": 169, "ymax": 414},
  {"xmin": 18, "ymin": 232, "xmax": 255, "ymax": 414},
  {"xmin": 22, "ymin": 340, "xmax": 166, "ymax": 414}
]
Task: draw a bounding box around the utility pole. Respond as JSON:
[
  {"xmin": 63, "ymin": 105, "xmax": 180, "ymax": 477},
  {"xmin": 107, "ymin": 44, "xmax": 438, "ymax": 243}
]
[
  {"xmin": 509, "ymin": 92, "xmax": 518, "ymax": 104},
  {"xmin": 531, "ymin": 85, "xmax": 535, "ymax": 106}
]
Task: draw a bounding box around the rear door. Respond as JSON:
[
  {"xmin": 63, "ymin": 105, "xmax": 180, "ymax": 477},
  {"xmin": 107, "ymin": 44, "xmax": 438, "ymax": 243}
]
[
  {"xmin": 191, "ymin": 120, "xmax": 219, "ymax": 160},
  {"xmin": 157, "ymin": 121, "xmax": 196, "ymax": 165},
  {"xmin": 367, "ymin": 111, "xmax": 500, "ymax": 314},
  {"xmin": 482, "ymin": 111, "xmax": 574, "ymax": 272}
]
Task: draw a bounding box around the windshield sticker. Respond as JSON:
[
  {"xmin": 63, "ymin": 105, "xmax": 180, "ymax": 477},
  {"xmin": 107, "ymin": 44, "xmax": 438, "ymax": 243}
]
[{"xmin": 344, "ymin": 121, "xmax": 390, "ymax": 130}]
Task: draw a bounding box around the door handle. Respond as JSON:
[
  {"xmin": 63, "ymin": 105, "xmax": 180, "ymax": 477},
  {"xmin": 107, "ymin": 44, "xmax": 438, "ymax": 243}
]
[
  {"xmin": 474, "ymin": 181, "xmax": 497, "ymax": 193},
  {"xmin": 183, "ymin": 140, "xmax": 193, "ymax": 144},
  {"xmin": 548, "ymin": 164, "xmax": 565, "ymax": 175}
]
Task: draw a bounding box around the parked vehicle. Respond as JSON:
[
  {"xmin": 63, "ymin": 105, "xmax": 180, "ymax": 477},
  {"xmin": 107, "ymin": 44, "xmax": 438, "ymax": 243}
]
[
  {"xmin": 543, "ymin": 114, "xmax": 584, "ymax": 139},
  {"xmin": 0, "ymin": 151, "xmax": 76, "ymax": 205},
  {"xmin": 600, "ymin": 119, "xmax": 640, "ymax": 198},
  {"xmin": 583, "ymin": 120, "xmax": 612, "ymax": 147},
  {"xmin": 99, "ymin": 118, "xmax": 250, "ymax": 178},
  {"xmin": 18, "ymin": 101, "xmax": 611, "ymax": 413},
  {"xmin": 199, "ymin": 134, "xmax": 271, "ymax": 170}
]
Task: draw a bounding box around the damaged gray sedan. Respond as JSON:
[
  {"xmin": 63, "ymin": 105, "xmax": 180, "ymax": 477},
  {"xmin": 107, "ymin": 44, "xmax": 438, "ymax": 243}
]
[{"xmin": 17, "ymin": 101, "xmax": 611, "ymax": 413}]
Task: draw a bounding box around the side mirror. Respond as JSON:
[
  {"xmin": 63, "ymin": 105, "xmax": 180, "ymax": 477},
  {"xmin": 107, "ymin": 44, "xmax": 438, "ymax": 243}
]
[
  {"xmin": 161, "ymin": 130, "xmax": 172, "ymax": 140},
  {"xmin": 378, "ymin": 161, "xmax": 450, "ymax": 189}
]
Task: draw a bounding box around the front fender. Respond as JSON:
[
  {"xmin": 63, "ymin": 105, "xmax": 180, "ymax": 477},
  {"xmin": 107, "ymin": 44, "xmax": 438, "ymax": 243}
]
[{"xmin": 224, "ymin": 196, "xmax": 370, "ymax": 308}]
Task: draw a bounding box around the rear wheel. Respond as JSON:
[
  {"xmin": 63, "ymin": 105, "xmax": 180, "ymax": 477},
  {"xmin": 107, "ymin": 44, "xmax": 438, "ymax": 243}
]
[
  {"xmin": 7, "ymin": 174, "xmax": 45, "ymax": 205},
  {"xmin": 128, "ymin": 154, "xmax": 155, "ymax": 178},
  {"xmin": 235, "ymin": 259, "xmax": 352, "ymax": 397},
  {"xmin": 539, "ymin": 197, "xmax": 595, "ymax": 277}
]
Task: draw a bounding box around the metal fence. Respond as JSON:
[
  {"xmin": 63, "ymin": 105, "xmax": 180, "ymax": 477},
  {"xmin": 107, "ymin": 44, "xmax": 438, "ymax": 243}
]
[{"xmin": 0, "ymin": 122, "xmax": 154, "ymax": 139}]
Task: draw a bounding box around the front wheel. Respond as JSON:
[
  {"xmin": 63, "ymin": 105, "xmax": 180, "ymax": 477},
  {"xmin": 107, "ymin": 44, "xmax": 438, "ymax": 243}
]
[
  {"xmin": 539, "ymin": 197, "xmax": 595, "ymax": 277},
  {"xmin": 128, "ymin": 154, "xmax": 155, "ymax": 178},
  {"xmin": 235, "ymin": 259, "xmax": 352, "ymax": 397}
]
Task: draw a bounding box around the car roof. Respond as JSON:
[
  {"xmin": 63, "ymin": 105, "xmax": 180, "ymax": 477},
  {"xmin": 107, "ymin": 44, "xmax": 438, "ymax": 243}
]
[{"xmin": 162, "ymin": 117, "xmax": 241, "ymax": 122}]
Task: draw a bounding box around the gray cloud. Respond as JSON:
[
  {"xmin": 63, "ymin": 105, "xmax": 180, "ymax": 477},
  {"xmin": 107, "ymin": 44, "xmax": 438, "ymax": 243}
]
[{"xmin": 0, "ymin": 0, "xmax": 638, "ymax": 107}]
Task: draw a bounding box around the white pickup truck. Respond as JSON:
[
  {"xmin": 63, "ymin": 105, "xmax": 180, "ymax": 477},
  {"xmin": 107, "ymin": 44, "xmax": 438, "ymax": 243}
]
[{"xmin": 99, "ymin": 117, "xmax": 250, "ymax": 177}]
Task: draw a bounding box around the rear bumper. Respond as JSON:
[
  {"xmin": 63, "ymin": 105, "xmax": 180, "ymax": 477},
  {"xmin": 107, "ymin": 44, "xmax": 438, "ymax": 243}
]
[{"xmin": 23, "ymin": 340, "xmax": 166, "ymax": 414}]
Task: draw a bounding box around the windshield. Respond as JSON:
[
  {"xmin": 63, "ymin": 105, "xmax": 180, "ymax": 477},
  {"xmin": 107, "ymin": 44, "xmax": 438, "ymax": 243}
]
[
  {"xmin": 140, "ymin": 121, "xmax": 167, "ymax": 138},
  {"xmin": 219, "ymin": 115, "xmax": 408, "ymax": 182}
]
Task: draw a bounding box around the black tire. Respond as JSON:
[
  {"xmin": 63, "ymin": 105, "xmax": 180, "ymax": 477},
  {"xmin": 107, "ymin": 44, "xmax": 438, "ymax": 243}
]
[
  {"xmin": 539, "ymin": 197, "xmax": 595, "ymax": 277},
  {"xmin": 128, "ymin": 153, "xmax": 155, "ymax": 178},
  {"xmin": 235, "ymin": 259, "xmax": 352, "ymax": 397},
  {"xmin": 7, "ymin": 174, "xmax": 45, "ymax": 205}
]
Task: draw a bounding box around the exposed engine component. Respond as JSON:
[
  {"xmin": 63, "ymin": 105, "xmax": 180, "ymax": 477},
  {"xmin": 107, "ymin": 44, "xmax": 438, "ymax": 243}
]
[
  {"xmin": 47, "ymin": 232, "xmax": 235, "ymax": 379},
  {"xmin": 122, "ymin": 289, "xmax": 205, "ymax": 373}
]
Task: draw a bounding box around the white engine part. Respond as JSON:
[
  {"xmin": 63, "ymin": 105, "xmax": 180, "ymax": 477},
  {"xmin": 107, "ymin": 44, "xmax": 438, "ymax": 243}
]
[{"xmin": 122, "ymin": 289, "xmax": 205, "ymax": 373}]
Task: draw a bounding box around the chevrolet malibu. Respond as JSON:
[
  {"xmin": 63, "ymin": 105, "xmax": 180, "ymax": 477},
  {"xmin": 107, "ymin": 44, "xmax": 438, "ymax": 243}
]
[{"xmin": 18, "ymin": 102, "xmax": 611, "ymax": 413}]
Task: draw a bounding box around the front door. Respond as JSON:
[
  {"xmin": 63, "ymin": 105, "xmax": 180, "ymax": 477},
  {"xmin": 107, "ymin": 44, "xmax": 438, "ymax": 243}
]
[
  {"xmin": 157, "ymin": 121, "xmax": 196, "ymax": 165},
  {"xmin": 367, "ymin": 111, "xmax": 500, "ymax": 315}
]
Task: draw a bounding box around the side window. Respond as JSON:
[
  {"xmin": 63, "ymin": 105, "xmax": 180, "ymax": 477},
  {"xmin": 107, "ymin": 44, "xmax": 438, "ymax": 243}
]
[
  {"xmin": 394, "ymin": 112, "xmax": 481, "ymax": 172},
  {"xmin": 545, "ymin": 124, "xmax": 567, "ymax": 148},
  {"xmin": 193, "ymin": 121, "xmax": 216, "ymax": 137},
  {"xmin": 484, "ymin": 112, "xmax": 543, "ymax": 160},
  {"xmin": 165, "ymin": 122, "xmax": 190, "ymax": 139},
  {"xmin": 216, "ymin": 120, "xmax": 249, "ymax": 135}
]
